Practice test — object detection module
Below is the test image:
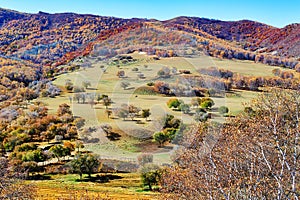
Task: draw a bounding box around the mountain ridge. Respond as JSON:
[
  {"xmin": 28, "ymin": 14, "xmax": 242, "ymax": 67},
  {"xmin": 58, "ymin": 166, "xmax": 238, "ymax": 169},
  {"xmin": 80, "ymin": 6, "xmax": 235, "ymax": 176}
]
[{"xmin": 0, "ymin": 7, "xmax": 299, "ymax": 71}]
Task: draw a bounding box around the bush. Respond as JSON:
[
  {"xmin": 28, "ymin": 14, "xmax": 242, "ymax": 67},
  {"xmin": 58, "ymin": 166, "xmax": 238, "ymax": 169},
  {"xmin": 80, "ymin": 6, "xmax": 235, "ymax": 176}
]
[
  {"xmin": 218, "ymin": 106, "xmax": 229, "ymax": 115},
  {"xmin": 137, "ymin": 153, "xmax": 153, "ymax": 166},
  {"xmin": 73, "ymin": 86, "xmax": 85, "ymax": 93},
  {"xmin": 147, "ymin": 82, "xmax": 154, "ymax": 86},
  {"xmin": 167, "ymin": 98, "xmax": 181, "ymax": 109},
  {"xmin": 65, "ymin": 80, "xmax": 74, "ymax": 91}
]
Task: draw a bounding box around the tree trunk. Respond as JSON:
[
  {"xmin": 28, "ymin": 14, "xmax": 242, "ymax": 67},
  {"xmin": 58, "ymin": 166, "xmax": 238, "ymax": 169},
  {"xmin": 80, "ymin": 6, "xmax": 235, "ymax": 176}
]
[{"xmin": 148, "ymin": 183, "xmax": 152, "ymax": 191}]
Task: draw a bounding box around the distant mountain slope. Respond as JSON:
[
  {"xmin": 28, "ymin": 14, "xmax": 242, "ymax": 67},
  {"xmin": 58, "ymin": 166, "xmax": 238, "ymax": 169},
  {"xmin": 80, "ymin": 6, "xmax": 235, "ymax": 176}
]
[
  {"xmin": 0, "ymin": 9, "xmax": 137, "ymax": 65},
  {"xmin": 165, "ymin": 16, "xmax": 300, "ymax": 58},
  {"xmin": 0, "ymin": 8, "xmax": 298, "ymax": 70},
  {"xmin": 0, "ymin": 8, "xmax": 28, "ymax": 27}
]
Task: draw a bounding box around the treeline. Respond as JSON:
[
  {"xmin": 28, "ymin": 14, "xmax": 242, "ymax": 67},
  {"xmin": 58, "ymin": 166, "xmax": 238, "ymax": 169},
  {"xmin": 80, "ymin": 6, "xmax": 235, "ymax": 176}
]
[
  {"xmin": 147, "ymin": 67, "xmax": 299, "ymax": 98},
  {"xmin": 0, "ymin": 57, "xmax": 60, "ymax": 106}
]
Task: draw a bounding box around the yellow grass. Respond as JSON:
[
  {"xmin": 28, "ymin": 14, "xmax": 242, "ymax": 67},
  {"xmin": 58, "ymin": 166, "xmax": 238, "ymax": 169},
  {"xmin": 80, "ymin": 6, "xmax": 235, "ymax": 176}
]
[{"xmin": 28, "ymin": 173, "xmax": 159, "ymax": 200}]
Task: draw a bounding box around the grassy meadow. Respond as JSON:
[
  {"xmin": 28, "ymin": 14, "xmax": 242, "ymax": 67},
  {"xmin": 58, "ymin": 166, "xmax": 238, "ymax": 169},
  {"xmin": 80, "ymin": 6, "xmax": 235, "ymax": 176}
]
[
  {"xmin": 28, "ymin": 173, "xmax": 159, "ymax": 200},
  {"xmin": 32, "ymin": 52, "xmax": 296, "ymax": 199}
]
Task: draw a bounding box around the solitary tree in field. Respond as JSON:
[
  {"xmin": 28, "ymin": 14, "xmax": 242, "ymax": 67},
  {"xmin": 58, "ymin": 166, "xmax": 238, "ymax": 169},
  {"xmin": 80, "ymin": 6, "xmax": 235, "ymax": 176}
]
[
  {"xmin": 65, "ymin": 79, "xmax": 74, "ymax": 91},
  {"xmin": 142, "ymin": 109, "xmax": 151, "ymax": 121},
  {"xmin": 117, "ymin": 70, "xmax": 125, "ymax": 78},
  {"xmin": 100, "ymin": 124, "xmax": 112, "ymax": 137},
  {"xmin": 179, "ymin": 103, "xmax": 190, "ymax": 114},
  {"xmin": 218, "ymin": 106, "xmax": 229, "ymax": 115},
  {"xmin": 140, "ymin": 164, "xmax": 161, "ymax": 191},
  {"xmin": 102, "ymin": 97, "xmax": 112, "ymax": 109},
  {"xmin": 82, "ymin": 80, "xmax": 91, "ymax": 89},
  {"xmin": 167, "ymin": 98, "xmax": 181, "ymax": 109},
  {"xmin": 200, "ymin": 97, "xmax": 215, "ymax": 109},
  {"xmin": 105, "ymin": 109, "xmax": 112, "ymax": 119},
  {"xmin": 153, "ymin": 131, "xmax": 169, "ymax": 147},
  {"xmin": 70, "ymin": 153, "xmax": 100, "ymax": 179},
  {"xmin": 120, "ymin": 81, "xmax": 130, "ymax": 90}
]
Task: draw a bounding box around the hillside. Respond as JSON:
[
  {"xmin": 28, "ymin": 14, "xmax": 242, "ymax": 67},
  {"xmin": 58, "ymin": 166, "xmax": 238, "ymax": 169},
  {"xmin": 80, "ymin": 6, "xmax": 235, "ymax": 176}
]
[
  {"xmin": 0, "ymin": 8, "xmax": 299, "ymax": 70},
  {"xmin": 165, "ymin": 16, "xmax": 300, "ymax": 58}
]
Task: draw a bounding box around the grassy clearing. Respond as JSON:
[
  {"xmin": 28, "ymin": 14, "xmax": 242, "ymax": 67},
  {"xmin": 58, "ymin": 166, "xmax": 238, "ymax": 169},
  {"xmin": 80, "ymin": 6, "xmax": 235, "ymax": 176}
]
[
  {"xmin": 28, "ymin": 173, "xmax": 159, "ymax": 199},
  {"xmin": 34, "ymin": 52, "xmax": 279, "ymax": 198},
  {"xmin": 39, "ymin": 53, "xmax": 266, "ymax": 160}
]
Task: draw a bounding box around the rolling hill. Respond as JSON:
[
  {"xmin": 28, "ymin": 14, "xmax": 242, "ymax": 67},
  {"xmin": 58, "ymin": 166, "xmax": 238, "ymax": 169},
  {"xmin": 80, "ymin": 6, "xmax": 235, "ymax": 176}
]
[{"xmin": 0, "ymin": 8, "xmax": 299, "ymax": 70}]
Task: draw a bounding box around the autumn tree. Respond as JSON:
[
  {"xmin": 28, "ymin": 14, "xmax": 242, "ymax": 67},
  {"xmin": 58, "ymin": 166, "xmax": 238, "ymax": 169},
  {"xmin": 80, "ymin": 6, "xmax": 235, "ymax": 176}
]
[
  {"xmin": 57, "ymin": 103, "xmax": 72, "ymax": 116},
  {"xmin": 0, "ymin": 158, "xmax": 36, "ymax": 199},
  {"xmin": 161, "ymin": 90, "xmax": 300, "ymax": 199}
]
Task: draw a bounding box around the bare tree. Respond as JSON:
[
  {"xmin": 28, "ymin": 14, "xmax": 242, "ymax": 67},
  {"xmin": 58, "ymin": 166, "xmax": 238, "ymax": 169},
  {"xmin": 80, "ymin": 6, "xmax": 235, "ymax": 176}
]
[
  {"xmin": 0, "ymin": 158, "xmax": 36, "ymax": 199},
  {"xmin": 161, "ymin": 90, "xmax": 300, "ymax": 200}
]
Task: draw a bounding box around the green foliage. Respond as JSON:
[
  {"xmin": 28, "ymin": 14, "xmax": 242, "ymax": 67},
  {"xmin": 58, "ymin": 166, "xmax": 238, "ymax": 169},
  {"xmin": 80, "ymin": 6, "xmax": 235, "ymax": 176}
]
[
  {"xmin": 153, "ymin": 132, "xmax": 169, "ymax": 147},
  {"xmin": 167, "ymin": 98, "xmax": 181, "ymax": 109},
  {"xmin": 147, "ymin": 82, "xmax": 154, "ymax": 86},
  {"xmin": 49, "ymin": 144, "xmax": 71, "ymax": 161},
  {"xmin": 200, "ymin": 98, "xmax": 215, "ymax": 109},
  {"xmin": 15, "ymin": 143, "xmax": 37, "ymax": 152},
  {"xmin": 140, "ymin": 164, "xmax": 161, "ymax": 191},
  {"xmin": 22, "ymin": 149, "xmax": 47, "ymax": 162},
  {"xmin": 133, "ymin": 86, "xmax": 157, "ymax": 95},
  {"xmin": 218, "ymin": 106, "xmax": 229, "ymax": 114},
  {"xmin": 179, "ymin": 103, "xmax": 190, "ymax": 114},
  {"xmin": 70, "ymin": 153, "xmax": 100, "ymax": 179},
  {"xmin": 141, "ymin": 109, "xmax": 151, "ymax": 120}
]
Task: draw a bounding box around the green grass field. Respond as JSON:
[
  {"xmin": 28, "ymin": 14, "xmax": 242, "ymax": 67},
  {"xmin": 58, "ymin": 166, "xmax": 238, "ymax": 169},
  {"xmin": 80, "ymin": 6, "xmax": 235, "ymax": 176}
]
[
  {"xmin": 39, "ymin": 52, "xmax": 287, "ymax": 163},
  {"xmin": 28, "ymin": 173, "xmax": 159, "ymax": 199}
]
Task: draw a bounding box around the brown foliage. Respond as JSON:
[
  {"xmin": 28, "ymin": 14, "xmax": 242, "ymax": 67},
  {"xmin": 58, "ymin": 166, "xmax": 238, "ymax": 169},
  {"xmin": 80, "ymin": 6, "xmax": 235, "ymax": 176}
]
[{"xmin": 161, "ymin": 90, "xmax": 300, "ymax": 199}]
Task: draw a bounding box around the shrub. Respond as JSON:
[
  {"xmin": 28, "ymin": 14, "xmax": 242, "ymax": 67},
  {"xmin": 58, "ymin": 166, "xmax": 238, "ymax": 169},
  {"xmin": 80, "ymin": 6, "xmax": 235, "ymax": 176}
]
[
  {"xmin": 137, "ymin": 153, "xmax": 153, "ymax": 166},
  {"xmin": 147, "ymin": 82, "xmax": 154, "ymax": 86},
  {"xmin": 218, "ymin": 106, "xmax": 229, "ymax": 115}
]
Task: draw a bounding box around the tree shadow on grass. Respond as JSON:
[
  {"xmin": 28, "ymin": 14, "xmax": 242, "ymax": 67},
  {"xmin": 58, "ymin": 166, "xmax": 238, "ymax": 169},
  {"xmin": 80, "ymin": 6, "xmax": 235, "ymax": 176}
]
[
  {"xmin": 27, "ymin": 174, "xmax": 52, "ymax": 180},
  {"xmin": 107, "ymin": 132, "xmax": 121, "ymax": 141},
  {"xmin": 76, "ymin": 174, "xmax": 123, "ymax": 183}
]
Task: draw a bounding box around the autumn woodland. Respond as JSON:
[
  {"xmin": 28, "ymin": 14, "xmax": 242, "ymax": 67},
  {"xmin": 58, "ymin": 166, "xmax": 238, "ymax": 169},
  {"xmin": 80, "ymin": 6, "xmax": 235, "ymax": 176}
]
[{"xmin": 0, "ymin": 7, "xmax": 299, "ymax": 199}]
